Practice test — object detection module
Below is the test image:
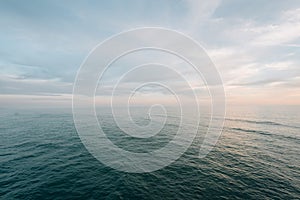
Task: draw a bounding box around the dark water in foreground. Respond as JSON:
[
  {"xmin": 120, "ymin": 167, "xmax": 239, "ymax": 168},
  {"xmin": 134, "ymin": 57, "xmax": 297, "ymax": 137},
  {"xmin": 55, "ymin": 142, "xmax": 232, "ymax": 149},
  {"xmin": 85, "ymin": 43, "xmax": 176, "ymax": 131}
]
[{"xmin": 1, "ymin": 106, "xmax": 300, "ymax": 199}]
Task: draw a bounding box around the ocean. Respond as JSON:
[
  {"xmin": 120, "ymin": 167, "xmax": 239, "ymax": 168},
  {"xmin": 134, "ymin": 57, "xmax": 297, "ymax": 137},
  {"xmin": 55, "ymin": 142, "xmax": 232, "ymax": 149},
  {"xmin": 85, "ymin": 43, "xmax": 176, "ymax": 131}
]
[{"xmin": 1, "ymin": 106, "xmax": 300, "ymax": 199}]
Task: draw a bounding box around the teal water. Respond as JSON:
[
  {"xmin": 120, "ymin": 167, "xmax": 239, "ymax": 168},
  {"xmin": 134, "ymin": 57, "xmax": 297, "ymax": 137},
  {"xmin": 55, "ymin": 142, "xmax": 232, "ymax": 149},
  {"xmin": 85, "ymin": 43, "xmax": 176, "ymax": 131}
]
[{"xmin": 1, "ymin": 106, "xmax": 300, "ymax": 199}]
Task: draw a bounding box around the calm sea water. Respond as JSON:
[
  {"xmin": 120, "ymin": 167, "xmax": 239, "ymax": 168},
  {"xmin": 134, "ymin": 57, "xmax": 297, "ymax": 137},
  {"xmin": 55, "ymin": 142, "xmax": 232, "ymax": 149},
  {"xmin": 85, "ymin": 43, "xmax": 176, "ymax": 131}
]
[{"xmin": 1, "ymin": 106, "xmax": 300, "ymax": 199}]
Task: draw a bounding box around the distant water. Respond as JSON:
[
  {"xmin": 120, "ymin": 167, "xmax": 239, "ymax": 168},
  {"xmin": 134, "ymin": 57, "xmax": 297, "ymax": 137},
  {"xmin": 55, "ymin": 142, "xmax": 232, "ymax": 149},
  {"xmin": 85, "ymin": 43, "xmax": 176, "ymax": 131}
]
[{"xmin": 1, "ymin": 106, "xmax": 300, "ymax": 199}]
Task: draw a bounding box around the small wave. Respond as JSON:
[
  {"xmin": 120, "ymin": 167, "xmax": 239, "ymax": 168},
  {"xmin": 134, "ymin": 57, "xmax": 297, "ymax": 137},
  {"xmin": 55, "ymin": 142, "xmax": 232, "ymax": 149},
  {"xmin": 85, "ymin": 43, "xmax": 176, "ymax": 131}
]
[
  {"xmin": 229, "ymin": 127, "xmax": 300, "ymax": 143},
  {"xmin": 149, "ymin": 114, "xmax": 180, "ymax": 119},
  {"xmin": 230, "ymin": 127, "xmax": 272, "ymax": 136},
  {"xmin": 226, "ymin": 118, "xmax": 300, "ymax": 129}
]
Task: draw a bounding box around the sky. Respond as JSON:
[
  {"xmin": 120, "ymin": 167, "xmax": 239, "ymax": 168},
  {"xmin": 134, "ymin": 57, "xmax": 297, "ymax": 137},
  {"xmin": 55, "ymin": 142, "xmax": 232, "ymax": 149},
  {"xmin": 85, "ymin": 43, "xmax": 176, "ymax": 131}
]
[{"xmin": 0, "ymin": 0, "xmax": 300, "ymax": 108}]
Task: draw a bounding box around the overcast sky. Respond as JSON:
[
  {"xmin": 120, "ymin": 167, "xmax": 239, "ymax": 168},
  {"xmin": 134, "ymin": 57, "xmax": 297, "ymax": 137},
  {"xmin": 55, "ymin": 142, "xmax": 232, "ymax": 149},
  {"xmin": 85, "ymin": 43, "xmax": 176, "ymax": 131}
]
[{"xmin": 0, "ymin": 0, "xmax": 299, "ymax": 108}]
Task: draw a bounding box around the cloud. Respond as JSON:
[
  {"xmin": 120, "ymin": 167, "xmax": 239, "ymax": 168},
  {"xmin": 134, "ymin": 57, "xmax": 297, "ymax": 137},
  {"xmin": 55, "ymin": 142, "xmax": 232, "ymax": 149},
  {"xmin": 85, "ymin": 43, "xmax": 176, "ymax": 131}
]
[
  {"xmin": 0, "ymin": 73, "xmax": 72, "ymax": 95},
  {"xmin": 0, "ymin": 0, "xmax": 300, "ymax": 106},
  {"xmin": 185, "ymin": 0, "xmax": 222, "ymax": 25},
  {"xmin": 251, "ymin": 8, "xmax": 300, "ymax": 46}
]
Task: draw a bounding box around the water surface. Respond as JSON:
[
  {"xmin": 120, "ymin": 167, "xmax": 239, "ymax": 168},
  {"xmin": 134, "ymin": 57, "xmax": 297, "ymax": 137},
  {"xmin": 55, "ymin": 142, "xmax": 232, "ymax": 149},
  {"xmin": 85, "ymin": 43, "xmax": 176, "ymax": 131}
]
[{"xmin": 1, "ymin": 106, "xmax": 299, "ymax": 199}]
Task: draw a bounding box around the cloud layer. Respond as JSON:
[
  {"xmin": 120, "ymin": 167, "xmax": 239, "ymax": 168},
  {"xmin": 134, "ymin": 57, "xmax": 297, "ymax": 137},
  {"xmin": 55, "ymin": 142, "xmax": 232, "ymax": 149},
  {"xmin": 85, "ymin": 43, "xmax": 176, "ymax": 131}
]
[{"xmin": 0, "ymin": 0, "xmax": 299, "ymax": 107}]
